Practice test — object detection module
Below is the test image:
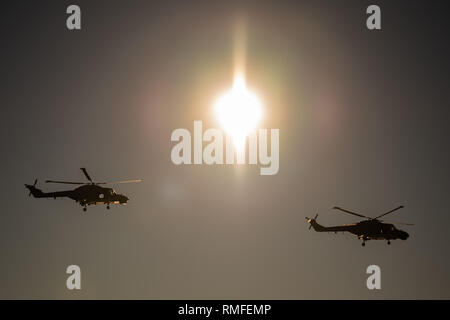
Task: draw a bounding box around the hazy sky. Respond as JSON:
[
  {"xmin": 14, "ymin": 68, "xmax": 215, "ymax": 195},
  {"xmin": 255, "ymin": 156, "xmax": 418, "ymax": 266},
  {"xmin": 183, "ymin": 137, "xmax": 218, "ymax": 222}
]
[{"xmin": 1, "ymin": 0, "xmax": 449, "ymax": 299}]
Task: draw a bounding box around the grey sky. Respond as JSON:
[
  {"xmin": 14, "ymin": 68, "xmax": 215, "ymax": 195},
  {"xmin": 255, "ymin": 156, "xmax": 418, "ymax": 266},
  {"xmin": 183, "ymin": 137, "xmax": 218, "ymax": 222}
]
[{"xmin": 1, "ymin": 0, "xmax": 449, "ymax": 299}]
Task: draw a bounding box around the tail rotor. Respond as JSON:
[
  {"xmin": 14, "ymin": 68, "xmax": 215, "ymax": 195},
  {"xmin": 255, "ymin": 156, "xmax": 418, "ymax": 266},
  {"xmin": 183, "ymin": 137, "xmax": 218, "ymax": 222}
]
[
  {"xmin": 305, "ymin": 213, "xmax": 318, "ymax": 229},
  {"xmin": 25, "ymin": 179, "xmax": 38, "ymax": 197}
]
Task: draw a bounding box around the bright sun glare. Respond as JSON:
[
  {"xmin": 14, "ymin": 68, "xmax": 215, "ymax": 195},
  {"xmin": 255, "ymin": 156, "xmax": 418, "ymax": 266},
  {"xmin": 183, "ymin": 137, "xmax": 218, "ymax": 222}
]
[{"xmin": 214, "ymin": 73, "xmax": 263, "ymax": 151}]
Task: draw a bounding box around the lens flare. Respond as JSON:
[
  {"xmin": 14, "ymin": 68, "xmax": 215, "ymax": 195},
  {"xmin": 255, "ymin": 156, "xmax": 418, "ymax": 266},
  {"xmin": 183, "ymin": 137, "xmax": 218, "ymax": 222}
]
[{"xmin": 214, "ymin": 73, "xmax": 263, "ymax": 152}]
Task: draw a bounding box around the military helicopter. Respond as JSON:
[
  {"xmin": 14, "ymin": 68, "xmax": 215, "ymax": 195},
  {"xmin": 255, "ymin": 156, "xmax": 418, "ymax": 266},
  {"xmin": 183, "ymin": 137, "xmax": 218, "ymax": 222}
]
[
  {"xmin": 305, "ymin": 206, "xmax": 412, "ymax": 246},
  {"xmin": 25, "ymin": 168, "xmax": 142, "ymax": 212}
]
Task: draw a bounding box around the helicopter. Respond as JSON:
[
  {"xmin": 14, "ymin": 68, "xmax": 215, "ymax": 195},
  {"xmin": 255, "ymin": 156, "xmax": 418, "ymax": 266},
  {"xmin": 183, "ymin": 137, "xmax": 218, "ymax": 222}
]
[
  {"xmin": 25, "ymin": 168, "xmax": 142, "ymax": 212},
  {"xmin": 305, "ymin": 206, "xmax": 412, "ymax": 246}
]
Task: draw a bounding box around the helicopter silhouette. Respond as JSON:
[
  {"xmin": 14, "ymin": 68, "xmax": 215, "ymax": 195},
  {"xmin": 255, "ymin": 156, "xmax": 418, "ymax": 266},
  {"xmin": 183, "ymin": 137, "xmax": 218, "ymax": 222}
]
[
  {"xmin": 25, "ymin": 168, "xmax": 142, "ymax": 212},
  {"xmin": 306, "ymin": 206, "xmax": 412, "ymax": 246}
]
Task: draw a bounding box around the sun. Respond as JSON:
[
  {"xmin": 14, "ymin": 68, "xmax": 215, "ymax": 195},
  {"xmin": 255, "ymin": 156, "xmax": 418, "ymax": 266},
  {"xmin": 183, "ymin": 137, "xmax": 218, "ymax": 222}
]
[{"xmin": 214, "ymin": 73, "xmax": 263, "ymax": 152}]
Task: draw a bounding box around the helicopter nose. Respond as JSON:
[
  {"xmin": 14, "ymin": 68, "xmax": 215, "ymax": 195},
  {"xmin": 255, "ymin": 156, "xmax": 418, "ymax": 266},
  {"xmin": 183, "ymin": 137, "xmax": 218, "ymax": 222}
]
[
  {"xmin": 117, "ymin": 194, "xmax": 128, "ymax": 204},
  {"xmin": 401, "ymin": 231, "xmax": 409, "ymax": 240}
]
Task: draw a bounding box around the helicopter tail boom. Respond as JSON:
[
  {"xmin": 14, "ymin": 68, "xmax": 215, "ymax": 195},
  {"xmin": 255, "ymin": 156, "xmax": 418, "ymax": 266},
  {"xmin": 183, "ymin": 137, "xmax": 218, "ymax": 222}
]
[
  {"xmin": 25, "ymin": 180, "xmax": 73, "ymax": 199},
  {"xmin": 305, "ymin": 214, "xmax": 354, "ymax": 233}
]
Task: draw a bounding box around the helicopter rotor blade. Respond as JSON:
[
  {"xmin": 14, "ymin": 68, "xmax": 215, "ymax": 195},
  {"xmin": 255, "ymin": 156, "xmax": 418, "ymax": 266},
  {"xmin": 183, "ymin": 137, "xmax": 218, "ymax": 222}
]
[
  {"xmin": 96, "ymin": 179, "xmax": 143, "ymax": 185},
  {"xmin": 45, "ymin": 180, "xmax": 85, "ymax": 185},
  {"xmin": 332, "ymin": 207, "xmax": 370, "ymax": 219},
  {"xmin": 380, "ymin": 219, "xmax": 414, "ymax": 226},
  {"xmin": 374, "ymin": 205, "xmax": 404, "ymax": 220},
  {"xmin": 80, "ymin": 168, "xmax": 93, "ymax": 183}
]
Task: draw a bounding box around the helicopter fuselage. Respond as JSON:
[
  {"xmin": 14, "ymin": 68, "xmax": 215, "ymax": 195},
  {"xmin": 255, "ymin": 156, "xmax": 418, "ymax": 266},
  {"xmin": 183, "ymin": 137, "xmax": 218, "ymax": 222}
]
[
  {"xmin": 25, "ymin": 183, "xmax": 129, "ymax": 207},
  {"xmin": 25, "ymin": 167, "xmax": 140, "ymax": 212},
  {"xmin": 70, "ymin": 184, "xmax": 129, "ymax": 206},
  {"xmin": 307, "ymin": 218, "xmax": 409, "ymax": 241}
]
